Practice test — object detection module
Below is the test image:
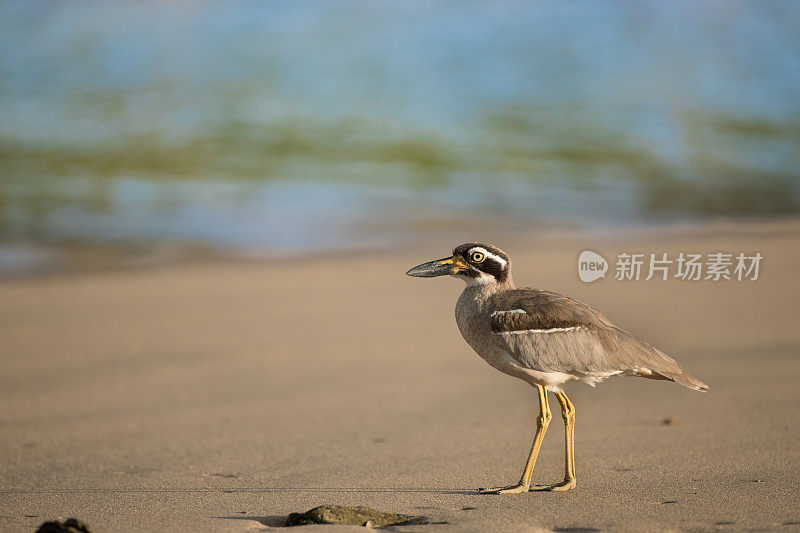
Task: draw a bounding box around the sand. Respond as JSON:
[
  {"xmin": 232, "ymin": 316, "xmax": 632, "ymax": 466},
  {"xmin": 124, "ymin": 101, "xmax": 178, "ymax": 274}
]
[{"xmin": 1, "ymin": 220, "xmax": 799, "ymax": 532}]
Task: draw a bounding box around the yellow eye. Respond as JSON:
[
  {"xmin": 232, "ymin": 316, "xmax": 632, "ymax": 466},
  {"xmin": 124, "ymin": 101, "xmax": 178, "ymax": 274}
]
[{"xmin": 470, "ymin": 251, "xmax": 485, "ymax": 263}]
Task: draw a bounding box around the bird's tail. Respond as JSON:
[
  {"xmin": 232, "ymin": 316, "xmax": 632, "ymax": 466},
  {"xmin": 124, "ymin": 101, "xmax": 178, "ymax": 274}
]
[
  {"xmin": 649, "ymin": 346, "xmax": 709, "ymax": 392},
  {"xmin": 606, "ymin": 325, "xmax": 709, "ymax": 392},
  {"xmin": 646, "ymin": 346, "xmax": 709, "ymax": 392},
  {"xmin": 663, "ymin": 369, "xmax": 709, "ymax": 392},
  {"xmin": 614, "ymin": 327, "xmax": 710, "ymax": 392}
]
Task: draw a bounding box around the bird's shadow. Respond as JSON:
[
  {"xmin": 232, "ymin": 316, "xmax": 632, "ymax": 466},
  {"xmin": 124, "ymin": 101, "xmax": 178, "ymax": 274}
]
[
  {"xmin": 215, "ymin": 515, "xmax": 287, "ymax": 527},
  {"xmin": 208, "ymin": 486, "xmax": 475, "ymax": 495},
  {"xmin": 0, "ymin": 486, "xmax": 475, "ymax": 496}
]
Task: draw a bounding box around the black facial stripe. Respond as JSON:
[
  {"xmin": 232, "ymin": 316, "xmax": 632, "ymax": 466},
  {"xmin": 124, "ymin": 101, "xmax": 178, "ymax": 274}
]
[{"xmin": 478, "ymin": 257, "xmax": 504, "ymax": 279}]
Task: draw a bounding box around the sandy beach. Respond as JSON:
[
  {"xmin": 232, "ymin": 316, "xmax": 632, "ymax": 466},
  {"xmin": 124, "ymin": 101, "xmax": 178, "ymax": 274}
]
[{"xmin": 1, "ymin": 220, "xmax": 799, "ymax": 532}]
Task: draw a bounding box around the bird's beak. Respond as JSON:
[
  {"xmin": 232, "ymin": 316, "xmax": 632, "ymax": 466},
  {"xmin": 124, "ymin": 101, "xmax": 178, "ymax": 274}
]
[{"xmin": 406, "ymin": 256, "xmax": 468, "ymax": 277}]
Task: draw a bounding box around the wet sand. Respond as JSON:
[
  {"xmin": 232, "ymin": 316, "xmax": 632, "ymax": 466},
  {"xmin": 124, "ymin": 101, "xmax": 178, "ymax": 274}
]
[{"xmin": 1, "ymin": 220, "xmax": 799, "ymax": 532}]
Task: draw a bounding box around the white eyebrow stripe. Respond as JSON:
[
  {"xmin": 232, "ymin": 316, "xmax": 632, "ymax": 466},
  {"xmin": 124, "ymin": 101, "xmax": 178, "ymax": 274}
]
[
  {"xmin": 491, "ymin": 309, "xmax": 527, "ymax": 317},
  {"xmin": 470, "ymin": 247, "xmax": 507, "ymax": 268},
  {"xmin": 494, "ymin": 326, "xmax": 581, "ymax": 335}
]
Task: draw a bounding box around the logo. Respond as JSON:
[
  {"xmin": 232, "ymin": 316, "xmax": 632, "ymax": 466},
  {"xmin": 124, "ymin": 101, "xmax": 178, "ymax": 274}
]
[
  {"xmin": 578, "ymin": 250, "xmax": 608, "ymax": 283},
  {"xmin": 576, "ymin": 250, "xmax": 761, "ymax": 282}
]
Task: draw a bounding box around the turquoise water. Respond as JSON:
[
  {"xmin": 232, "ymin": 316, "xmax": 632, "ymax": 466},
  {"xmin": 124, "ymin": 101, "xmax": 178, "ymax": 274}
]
[{"xmin": 1, "ymin": 1, "xmax": 799, "ymax": 251}]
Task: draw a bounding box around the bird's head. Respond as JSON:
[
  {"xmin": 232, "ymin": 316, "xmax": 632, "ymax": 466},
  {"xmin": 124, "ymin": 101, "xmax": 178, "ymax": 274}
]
[{"xmin": 406, "ymin": 243, "xmax": 512, "ymax": 286}]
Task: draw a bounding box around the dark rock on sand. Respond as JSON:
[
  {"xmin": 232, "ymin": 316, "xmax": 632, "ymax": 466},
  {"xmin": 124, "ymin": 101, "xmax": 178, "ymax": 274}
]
[
  {"xmin": 36, "ymin": 518, "xmax": 94, "ymax": 533},
  {"xmin": 286, "ymin": 505, "xmax": 418, "ymax": 527}
]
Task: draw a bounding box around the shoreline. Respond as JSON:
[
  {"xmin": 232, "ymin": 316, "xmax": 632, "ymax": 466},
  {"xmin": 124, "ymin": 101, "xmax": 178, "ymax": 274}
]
[{"xmin": 2, "ymin": 215, "xmax": 798, "ymax": 280}]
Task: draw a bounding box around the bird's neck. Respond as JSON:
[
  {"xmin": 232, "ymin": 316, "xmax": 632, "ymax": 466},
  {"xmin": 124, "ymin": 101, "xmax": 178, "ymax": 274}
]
[{"xmin": 461, "ymin": 275, "xmax": 514, "ymax": 301}]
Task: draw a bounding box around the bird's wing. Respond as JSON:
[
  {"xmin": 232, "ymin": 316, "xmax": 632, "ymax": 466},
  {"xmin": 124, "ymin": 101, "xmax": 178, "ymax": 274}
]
[{"xmin": 489, "ymin": 289, "xmax": 686, "ymax": 379}]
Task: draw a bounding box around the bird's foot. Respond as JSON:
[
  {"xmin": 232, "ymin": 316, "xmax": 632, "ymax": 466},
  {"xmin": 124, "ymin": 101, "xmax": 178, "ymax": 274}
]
[
  {"xmin": 478, "ymin": 483, "xmax": 530, "ymax": 495},
  {"xmin": 530, "ymin": 478, "xmax": 576, "ymax": 492}
]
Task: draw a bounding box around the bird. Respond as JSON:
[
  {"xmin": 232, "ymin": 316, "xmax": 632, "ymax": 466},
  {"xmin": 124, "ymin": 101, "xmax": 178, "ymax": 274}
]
[{"xmin": 406, "ymin": 242, "xmax": 708, "ymax": 494}]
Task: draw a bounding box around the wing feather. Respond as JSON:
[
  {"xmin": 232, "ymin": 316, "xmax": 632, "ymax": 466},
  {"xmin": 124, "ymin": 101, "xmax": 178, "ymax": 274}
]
[{"xmin": 489, "ymin": 289, "xmax": 697, "ymax": 384}]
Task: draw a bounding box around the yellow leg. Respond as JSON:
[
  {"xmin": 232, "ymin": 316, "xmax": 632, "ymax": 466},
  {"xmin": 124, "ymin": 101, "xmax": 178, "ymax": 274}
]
[
  {"xmin": 531, "ymin": 391, "xmax": 576, "ymax": 491},
  {"xmin": 479, "ymin": 385, "xmax": 552, "ymax": 494}
]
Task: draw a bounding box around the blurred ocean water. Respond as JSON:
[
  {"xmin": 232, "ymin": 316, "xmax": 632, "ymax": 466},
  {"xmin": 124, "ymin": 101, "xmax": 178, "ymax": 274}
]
[{"xmin": 1, "ymin": 1, "xmax": 799, "ymax": 254}]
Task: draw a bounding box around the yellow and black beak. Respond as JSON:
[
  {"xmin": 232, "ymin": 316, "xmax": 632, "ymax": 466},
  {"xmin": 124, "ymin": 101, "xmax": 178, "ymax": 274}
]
[{"xmin": 406, "ymin": 255, "xmax": 469, "ymax": 278}]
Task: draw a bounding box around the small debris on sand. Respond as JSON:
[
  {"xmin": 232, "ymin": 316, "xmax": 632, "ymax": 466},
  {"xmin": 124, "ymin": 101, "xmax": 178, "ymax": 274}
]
[
  {"xmin": 661, "ymin": 417, "xmax": 679, "ymax": 426},
  {"xmin": 286, "ymin": 505, "xmax": 420, "ymax": 527},
  {"xmin": 36, "ymin": 518, "xmax": 94, "ymax": 533}
]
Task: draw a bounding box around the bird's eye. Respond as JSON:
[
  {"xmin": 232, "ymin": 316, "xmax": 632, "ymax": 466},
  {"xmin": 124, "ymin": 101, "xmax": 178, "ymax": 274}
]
[{"xmin": 470, "ymin": 251, "xmax": 485, "ymax": 263}]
